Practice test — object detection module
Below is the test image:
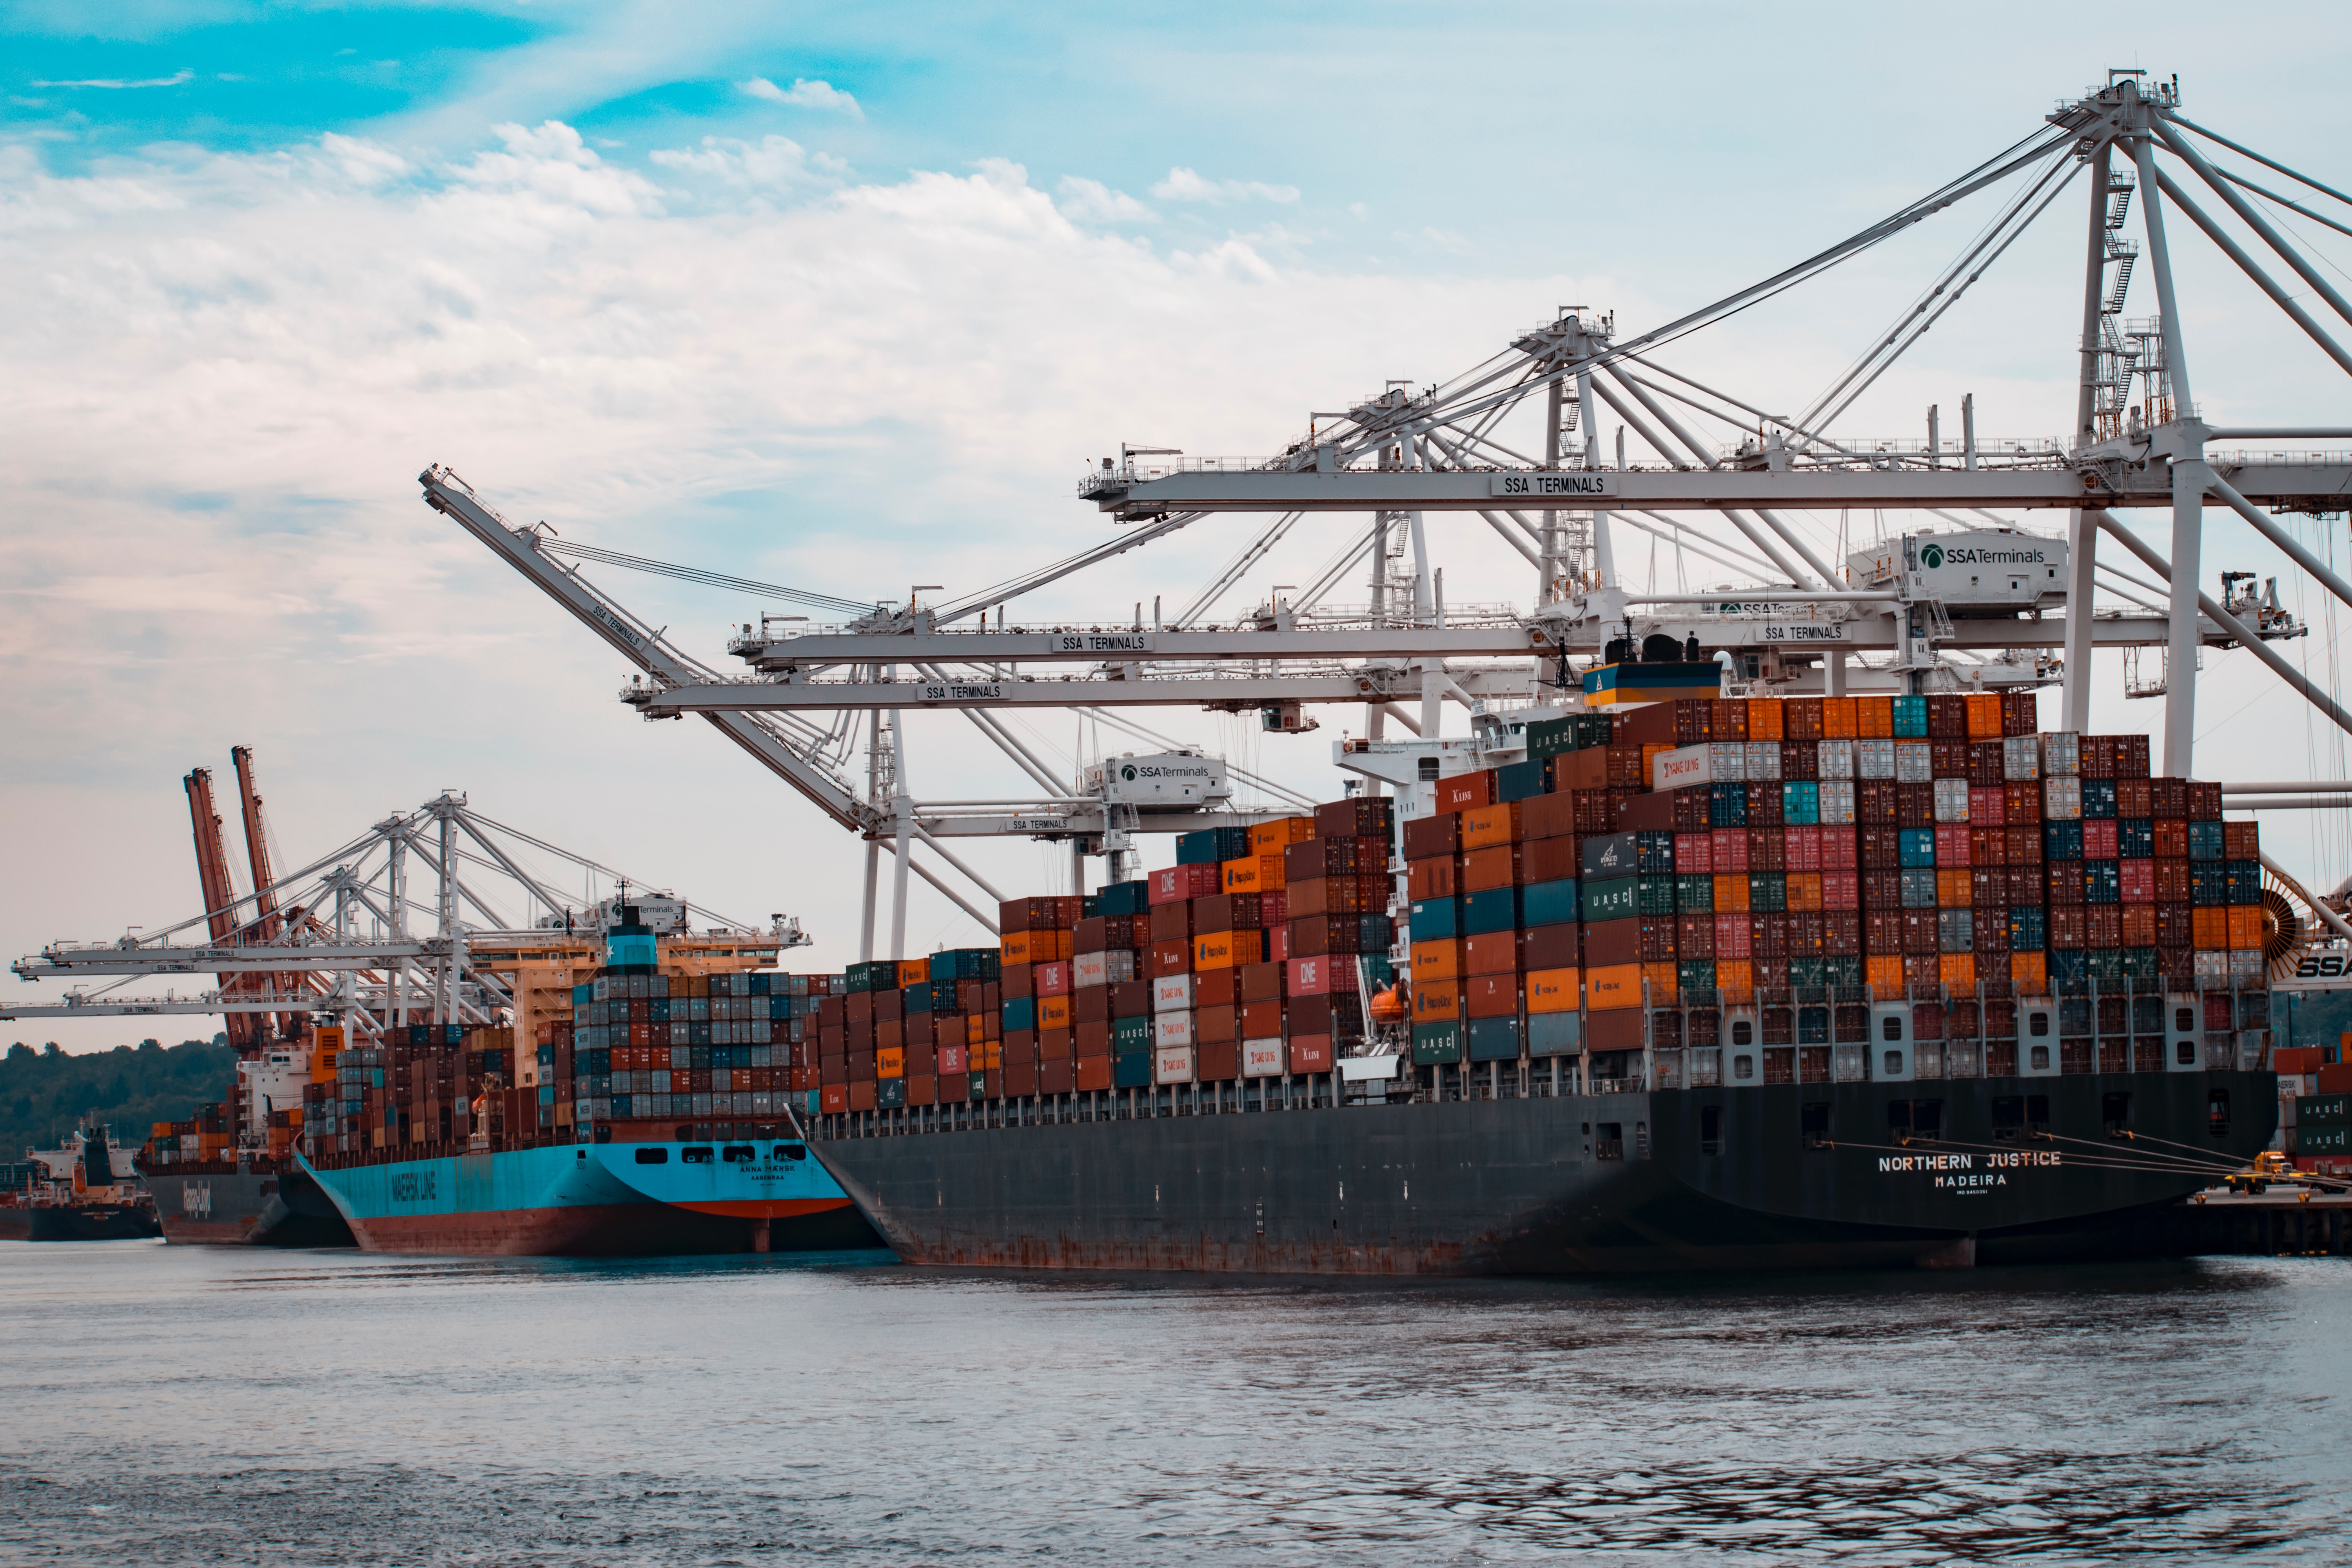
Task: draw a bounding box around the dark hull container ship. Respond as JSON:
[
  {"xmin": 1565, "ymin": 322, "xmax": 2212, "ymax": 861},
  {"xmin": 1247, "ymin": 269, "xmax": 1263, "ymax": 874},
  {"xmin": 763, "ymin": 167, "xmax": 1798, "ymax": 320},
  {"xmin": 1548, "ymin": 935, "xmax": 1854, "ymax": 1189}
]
[
  {"xmin": 811, "ymin": 1071, "xmax": 2276, "ymax": 1274},
  {"xmin": 795, "ymin": 690, "xmax": 2289, "ymax": 1278}
]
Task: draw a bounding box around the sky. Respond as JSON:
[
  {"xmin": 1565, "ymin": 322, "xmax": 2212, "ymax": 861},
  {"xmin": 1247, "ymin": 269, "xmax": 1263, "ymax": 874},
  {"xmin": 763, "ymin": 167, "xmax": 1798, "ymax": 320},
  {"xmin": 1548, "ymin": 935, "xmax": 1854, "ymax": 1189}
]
[{"xmin": 8, "ymin": 0, "xmax": 2352, "ymax": 1051}]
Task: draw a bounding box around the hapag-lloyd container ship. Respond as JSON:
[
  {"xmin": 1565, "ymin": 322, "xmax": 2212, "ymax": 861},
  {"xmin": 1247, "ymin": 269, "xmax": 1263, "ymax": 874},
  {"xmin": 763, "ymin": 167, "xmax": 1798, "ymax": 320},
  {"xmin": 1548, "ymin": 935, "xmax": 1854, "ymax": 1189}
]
[{"xmin": 800, "ymin": 689, "xmax": 2284, "ymax": 1275}]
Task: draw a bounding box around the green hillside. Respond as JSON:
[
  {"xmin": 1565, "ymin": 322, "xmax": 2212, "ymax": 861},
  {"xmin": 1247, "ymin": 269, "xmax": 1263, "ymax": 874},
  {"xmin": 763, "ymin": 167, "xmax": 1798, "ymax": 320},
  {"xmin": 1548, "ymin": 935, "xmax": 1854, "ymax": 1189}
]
[{"xmin": 0, "ymin": 1037, "xmax": 236, "ymax": 1158}]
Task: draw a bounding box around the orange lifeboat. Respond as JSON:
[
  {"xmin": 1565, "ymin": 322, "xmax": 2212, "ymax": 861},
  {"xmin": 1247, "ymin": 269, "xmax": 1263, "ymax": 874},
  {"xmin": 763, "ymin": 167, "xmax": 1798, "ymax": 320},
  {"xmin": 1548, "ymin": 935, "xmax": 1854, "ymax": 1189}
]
[{"xmin": 1368, "ymin": 983, "xmax": 1408, "ymax": 1024}]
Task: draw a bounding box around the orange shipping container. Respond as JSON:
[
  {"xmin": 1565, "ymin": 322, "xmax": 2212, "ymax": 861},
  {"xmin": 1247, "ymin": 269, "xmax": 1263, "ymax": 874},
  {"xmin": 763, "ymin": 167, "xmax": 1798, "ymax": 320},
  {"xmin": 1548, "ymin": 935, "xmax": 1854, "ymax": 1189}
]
[
  {"xmin": 1936, "ymin": 869, "xmax": 1972, "ymax": 907},
  {"xmin": 1002, "ymin": 929, "xmax": 1074, "ymax": 965},
  {"xmin": 1855, "ymin": 696, "xmax": 1895, "ymax": 738},
  {"xmin": 2226, "ymin": 907, "xmax": 2262, "ymax": 950},
  {"xmin": 1256, "ymin": 854, "xmax": 1288, "ymax": 892},
  {"xmin": 1194, "ymin": 930, "xmax": 1264, "ymax": 970},
  {"xmin": 1746, "ymin": 699, "xmax": 1784, "ymax": 741},
  {"xmin": 1820, "ymin": 695, "xmax": 1858, "ymax": 739},
  {"xmin": 1939, "ymin": 953, "xmax": 1976, "ymax": 989},
  {"xmin": 1221, "ymin": 857, "xmax": 1265, "ymax": 895},
  {"xmin": 1715, "ymin": 959, "xmax": 1755, "ymax": 998},
  {"xmin": 966, "ymin": 1014, "xmax": 985, "ymax": 1046},
  {"xmin": 877, "ymin": 1047, "xmax": 906, "ymax": 1079},
  {"xmin": 1526, "ymin": 967, "xmax": 1581, "ymax": 1013},
  {"xmin": 1964, "ymin": 693, "xmax": 2003, "ymax": 740},
  {"xmin": 1642, "ymin": 961, "xmax": 1679, "ymax": 1006},
  {"xmin": 1038, "ymin": 995, "xmax": 1073, "ymax": 1030},
  {"xmin": 2191, "ymin": 907, "xmax": 2228, "ymax": 949},
  {"xmin": 1714, "ymin": 874, "xmax": 1752, "ymax": 913},
  {"xmin": 1587, "ymin": 962, "xmax": 1643, "ymax": 1011},
  {"xmin": 1786, "ymin": 872, "xmax": 1824, "ymax": 911},
  {"xmin": 1250, "ymin": 817, "xmax": 1315, "ymax": 855},
  {"xmin": 1412, "ymin": 981, "xmax": 1462, "ymax": 1022},
  {"xmin": 1866, "ymin": 954, "xmax": 1905, "ymax": 993},
  {"xmin": 2011, "ymin": 951, "xmax": 2047, "ymax": 990},
  {"xmin": 896, "ymin": 958, "xmax": 930, "ymax": 988},
  {"xmin": 1459, "ymin": 802, "xmax": 1524, "ymax": 849},
  {"xmin": 1410, "ymin": 938, "xmax": 1464, "ymax": 982},
  {"xmin": 1461, "ymin": 844, "xmax": 1523, "ymax": 893}
]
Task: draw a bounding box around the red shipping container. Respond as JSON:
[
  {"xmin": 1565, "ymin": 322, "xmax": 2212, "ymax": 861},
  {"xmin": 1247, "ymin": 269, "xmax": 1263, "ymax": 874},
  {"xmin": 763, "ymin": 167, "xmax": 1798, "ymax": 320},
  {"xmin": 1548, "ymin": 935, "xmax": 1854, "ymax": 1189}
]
[
  {"xmin": 2003, "ymin": 781, "xmax": 2040, "ymax": 822},
  {"xmin": 1712, "ymin": 828, "xmax": 1751, "ymax": 873},
  {"xmin": 1860, "ymin": 826, "xmax": 1900, "ymax": 869},
  {"xmin": 1149, "ymin": 939, "xmax": 1191, "ymax": 977},
  {"xmin": 1463, "ymin": 973, "xmax": 1519, "ymax": 1018},
  {"xmin": 1818, "ymin": 826, "xmax": 1858, "ymax": 871},
  {"xmin": 1864, "ymin": 910, "xmax": 1903, "ymax": 954},
  {"xmin": 1674, "ymin": 831, "xmax": 1715, "ymax": 874},
  {"xmin": 1821, "ymin": 870, "xmax": 1860, "ymax": 910},
  {"xmin": 1677, "ymin": 913, "xmax": 1717, "ymax": 958},
  {"xmin": 1902, "ymin": 910, "xmax": 1938, "ymax": 955},
  {"xmin": 2121, "ymin": 905, "xmax": 2157, "ymax": 946},
  {"xmin": 2118, "ymin": 777, "xmax": 2154, "ymax": 817},
  {"xmin": 1823, "ymin": 911, "xmax": 1862, "ymax": 955},
  {"xmin": 1969, "ymin": 826, "xmax": 2008, "ymax": 865},
  {"xmin": 1715, "ymin": 913, "xmax": 1752, "ymax": 958},
  {"xmin": 1525, "ymin": 837, "xmax": 1580, "ymax": 884},
  {"xmin": 1154, "ymin": 865, "xmax": 1221, "ymax": 906},
  {"xmin": 1933, "ymin": 824, "xmax": 1971, "ymax": 866},
  {"xmin": 1286, "ymin": 954, "xmax": 1358, "ymax": 995},
  {"xmin": 1464, "ymin": 929, "xmax": 1527, "ymax": 975},
  {"xmin": 1035, "ymin": 961, "xmax": 1071, "ymax": 996},
  {"xmin": 1406, "ymin": 857, "xmax": 1460, "ymax": 901},
  {"xmin": 2046, "ymin": 863, "xmax": 2085, "ymax": 905},
  {"xmin": 2085, "ymin": 906, "xmax": 2123, "ymax": 947},
  {"xmin": 1746, "ymin": 828, "xmax": 1787, "ymax": 872},
  {"xmin": 1970, "ymin": 867, "xmax": 2005, "ymax": 906},
  {"xmin": 2049, "ymin": 906, "xmax": 2088, "ymax": 948},
  {"xmin": 1197, "ymin": 1042, "xmax": 1240, "ymax": 1082},
  {"xmin": 2120, "ymin": 859, "xmax": 2156, "ymax": 902},
  {"xmin": 1289, "ymin": 1035, "xmax": 1335, "ymax": 1072},
  {"xmin": 1969, "ymin": 785, "xmax": 2007, "ymax": 825},
  {"xmin": 1862, "ymin": 869, "xmax": 1903, "ymax": 908},
  {"xmin": 1437, "ymin": 770, "xmax": 1495, "ymax": 813},
  {"xmin": 2083, "ymin": 818, "xmax": 2119, "ymax": 858},
  {"xmin": 1783, "ymin": 826, "xmax": 1822, "ymax": 872},
  {"xmin": 2006, "ymin": 826, "xmax": 2045, "ymax": 864}
]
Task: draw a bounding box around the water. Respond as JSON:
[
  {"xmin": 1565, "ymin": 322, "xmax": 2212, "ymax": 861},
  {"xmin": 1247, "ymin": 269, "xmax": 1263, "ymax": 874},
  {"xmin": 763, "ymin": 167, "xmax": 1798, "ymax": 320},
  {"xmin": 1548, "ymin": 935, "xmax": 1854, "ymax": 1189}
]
[{"xmin": 2, "ymin": 1242, "xmax": 2347, "ymax": 1565}]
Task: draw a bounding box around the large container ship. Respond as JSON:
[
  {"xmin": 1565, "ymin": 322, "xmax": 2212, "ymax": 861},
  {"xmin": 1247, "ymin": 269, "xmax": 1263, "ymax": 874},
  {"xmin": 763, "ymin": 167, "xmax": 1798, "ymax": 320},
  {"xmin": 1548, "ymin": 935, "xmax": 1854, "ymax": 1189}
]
[
  {"xmin": 799, "ymin": 687, "xmax": 2286, "ymax": 1275},
  {"xmin": 296, "ymin": 915, "xmax": 878, "ymax": 1256}
]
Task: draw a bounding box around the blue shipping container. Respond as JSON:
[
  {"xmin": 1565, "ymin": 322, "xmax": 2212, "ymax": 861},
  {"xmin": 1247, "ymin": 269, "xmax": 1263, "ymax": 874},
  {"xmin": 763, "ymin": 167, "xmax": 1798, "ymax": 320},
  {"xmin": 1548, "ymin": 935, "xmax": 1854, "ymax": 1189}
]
[
  {"xmin": 1524, "ymin": 878, "xmax": 1580, "ymax": 927},
  {"xmin": 1409, "ymin": 898, "xmax": 1461, "ymax": 942},
  {"xmin": 1462, "ymin": 887, "xmax": 1524, "ymax": 935},
  {"xmin": 1467, "ymin": 1016, "xmax": 1523, "ymax": 1061}
]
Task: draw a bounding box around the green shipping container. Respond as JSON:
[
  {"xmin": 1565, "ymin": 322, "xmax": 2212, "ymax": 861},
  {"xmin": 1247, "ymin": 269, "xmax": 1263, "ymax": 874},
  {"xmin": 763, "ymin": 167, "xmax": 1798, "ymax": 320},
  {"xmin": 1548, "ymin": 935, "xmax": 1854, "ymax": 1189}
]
[
  {"xmin": 2297, "ymin": 1094, "xmax": 2350, "ymax": 1129},
  {"xmin": 1412, "ymin": 1020, "xmax": 1465, "ymax": 1065},
  {"xmin": 2296, "ymin": 1124, "xmax": 2350, "ymax": 1154},
  {"xmin": 1113, "ymin": 1016, "xmax": 1153, "ymax": 1050},
  {"xmin": 1675, "ymin": 873, "xmax": 1715, "ymax": 913},
  {"xmin": 1583, "ymin": 877, "xmax": 1638, "ymax": 922}
]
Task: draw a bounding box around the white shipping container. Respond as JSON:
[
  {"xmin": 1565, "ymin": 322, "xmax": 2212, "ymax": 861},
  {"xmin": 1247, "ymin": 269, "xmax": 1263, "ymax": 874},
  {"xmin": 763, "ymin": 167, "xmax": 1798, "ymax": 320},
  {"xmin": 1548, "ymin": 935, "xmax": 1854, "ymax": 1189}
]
[
  {"xmin": 1242, "ymin": 1037, "xmax": 1287, "ymax": 1078},
  {"xmin": 2003, "ymin": 735, "xmax": 2041, "ymax": 782},
  {"xmin": 1102, "ymin": 949, "xmax": 1138, "ymax": 985},
  {"xmin": 1072, "ymin": 951, "xmax": 1109, "ymax": 989},
  {"xmin": 2193, "ymin": 950, "xmax": 2230, "ymax": 984},
  {"xmin": 1817, "ymin": 738, "xmax": 1857, "ymax": 780},
  {"xmin": 1651, "ymin": 742, "xmax": 1744, "ymax": 791},
  {"xmin": 2229, "ymin": 950, "xmax": 2265, "ymax": 985},
  {"xmin": 2044, "ymin": 777, "xmax": 2083, "ymax": 821},
  {"xmin": 1154, "ymin": 1009, "xmax": 1195, "ymax": 1047},
  {"xmin": 1857, "ymin": 738, "xmax": 1896, "ymax": 780},
  {"xmin": 2040, "ymin": 731, "xmax": 2081, "ymax": 777},
  {"xmin": 1932, "ymin": 779, "xmax": 1971, "ymax": 823},
  {"xmin": 1152, "ymin": 974, "xmax": 1195, "ymax": 1013},
  {"xmin": 1895, "ymin": 742, "xmax": 1933, "ymax": 784},
  {"xmin": 1744, "ymin": 741, "xmax": 1782, "ymax": 782},
  {"xmin": 1154, "ymin": 1044, "xmax": 1197, "ymax": 1085},
  {"xmin": 1818, "ymin": 779, "xmax": 1859, "ymax": 824}
]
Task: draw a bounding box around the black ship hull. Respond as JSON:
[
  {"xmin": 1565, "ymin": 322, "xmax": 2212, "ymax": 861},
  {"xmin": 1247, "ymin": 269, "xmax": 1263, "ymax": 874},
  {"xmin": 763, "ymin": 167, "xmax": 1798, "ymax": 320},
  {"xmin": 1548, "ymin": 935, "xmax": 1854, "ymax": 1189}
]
[
  {"xmin": 22, "ymin": 1204, "xmax": 163, "ymax": 1242},
  {"xmin": 809, "ymin": 1070, "xmax": 2276, "ymax": 1275},
  {"xmin": 151, "ymin": 1165, "xmax": 357, "ymax": 1247}
]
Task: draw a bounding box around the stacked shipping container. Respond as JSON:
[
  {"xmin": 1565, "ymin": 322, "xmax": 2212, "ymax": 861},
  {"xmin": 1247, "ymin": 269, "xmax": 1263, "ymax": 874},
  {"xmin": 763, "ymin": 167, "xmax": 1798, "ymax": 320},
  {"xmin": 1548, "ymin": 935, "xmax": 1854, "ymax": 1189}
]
[{"xmin": 1404, "ymin": 692, "xmax": 2269, "ymax": 1084}]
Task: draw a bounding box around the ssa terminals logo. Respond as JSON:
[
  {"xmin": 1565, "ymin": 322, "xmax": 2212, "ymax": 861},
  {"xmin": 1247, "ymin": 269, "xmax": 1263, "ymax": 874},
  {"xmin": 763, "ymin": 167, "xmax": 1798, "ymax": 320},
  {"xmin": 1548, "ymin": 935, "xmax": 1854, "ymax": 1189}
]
[
  {"xmin": 1920, "ymin": 544, "xmax": 1945, "ymax": 569},
  {"xmin": 1122, "ymin": 765, "xmax": 1138, "ymax": 782}
]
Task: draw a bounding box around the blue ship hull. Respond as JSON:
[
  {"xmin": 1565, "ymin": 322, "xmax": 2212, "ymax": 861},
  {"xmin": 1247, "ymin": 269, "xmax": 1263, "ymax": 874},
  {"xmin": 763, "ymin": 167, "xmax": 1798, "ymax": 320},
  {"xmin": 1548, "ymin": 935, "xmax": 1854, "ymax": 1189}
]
[{"xmin": 301, "ymin": 1137, "xmax": 878, "ymax": 1256}]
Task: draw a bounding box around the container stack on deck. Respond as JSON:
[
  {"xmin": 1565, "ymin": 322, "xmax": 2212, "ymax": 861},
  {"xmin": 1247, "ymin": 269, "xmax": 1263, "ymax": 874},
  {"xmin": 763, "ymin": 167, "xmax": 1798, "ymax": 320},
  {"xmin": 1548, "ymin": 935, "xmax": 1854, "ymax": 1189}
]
[
  {"xmin": 567, "ymin": 924, "xmax": 839, "ymax": 1140},
  {"xmin": 814, "ymin": 949, "xmax": 1003, "ymax": 1111},
  {"xmin": 2277, "ymin": 1046, "xmax": 2352, "ymax": 1176},
  {"xmin": 1404, "ymin": 690, "xmax": 2269, "ymax": 1089}
]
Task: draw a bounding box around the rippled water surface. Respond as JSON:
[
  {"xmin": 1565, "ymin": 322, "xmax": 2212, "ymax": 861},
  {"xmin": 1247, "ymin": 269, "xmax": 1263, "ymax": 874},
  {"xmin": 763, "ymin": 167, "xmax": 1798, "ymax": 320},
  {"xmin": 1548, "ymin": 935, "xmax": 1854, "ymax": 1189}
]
[{"xmin": 2, "ymin": 1241, "xmax": 2347, "ymax": 1564}]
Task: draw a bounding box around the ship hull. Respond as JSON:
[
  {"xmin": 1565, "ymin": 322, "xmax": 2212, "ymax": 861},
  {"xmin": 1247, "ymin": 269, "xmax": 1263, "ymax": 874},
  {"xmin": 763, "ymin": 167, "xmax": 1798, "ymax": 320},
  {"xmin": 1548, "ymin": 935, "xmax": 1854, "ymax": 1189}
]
[
  {"xmin": 810, "ymin": 1071, "xmax": 2276, "ymax": 1276},
  {"xmin": 151, "ymin": 1166, "xmax": 356, "ymax": 1247},
  {"xmin": 16, "ymin": 1205, "xmax": 164, "ymax": 1242},
  {"xmin": 300, "ymin": 1139, "xmax": 880, "ymax": 1258}
]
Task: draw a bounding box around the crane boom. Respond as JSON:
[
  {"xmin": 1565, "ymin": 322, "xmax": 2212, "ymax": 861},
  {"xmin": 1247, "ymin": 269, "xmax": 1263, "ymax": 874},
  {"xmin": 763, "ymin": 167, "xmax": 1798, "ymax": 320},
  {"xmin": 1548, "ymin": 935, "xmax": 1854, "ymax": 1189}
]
[
  {"xmin": 183, "ymin": 767, "xmax": 258, "ymax": 1050},
  {"xmin": 419, "ymin": 468, "xmax": 877, "ymax": 834}
]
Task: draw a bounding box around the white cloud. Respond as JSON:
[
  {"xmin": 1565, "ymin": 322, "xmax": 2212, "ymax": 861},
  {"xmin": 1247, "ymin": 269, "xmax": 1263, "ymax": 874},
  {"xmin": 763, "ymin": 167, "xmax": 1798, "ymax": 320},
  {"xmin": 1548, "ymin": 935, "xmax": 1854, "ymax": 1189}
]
[
  {"xmin": 651, "ymin": 134, "xmax": 849, "ymax": 191},
  {"xmin": 738, "ymin": 76, "xmax": 864, "ymax": 119},
  {"xmin": 1054, "ymin": 175, "xmax": 1153, "ymax": 223},
  {"xmin": 1149, "ymin": 167, "xmax": 1300, "ymax": 205},
  {"xmin": 1, "ymin": 122, "xmax": 1587, "ymax": 1048},
  {"xmin": 31, "ymin": 68, "xmax": 194, "ymax": 89}
]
